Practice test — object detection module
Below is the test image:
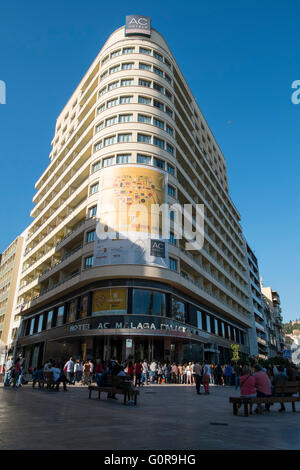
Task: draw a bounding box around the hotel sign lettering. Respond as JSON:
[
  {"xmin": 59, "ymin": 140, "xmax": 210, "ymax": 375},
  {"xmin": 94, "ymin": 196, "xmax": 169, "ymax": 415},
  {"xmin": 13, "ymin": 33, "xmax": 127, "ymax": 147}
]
[{"xmin": 125, "ymin": 15, "xmax": 151, "ymax": 37}]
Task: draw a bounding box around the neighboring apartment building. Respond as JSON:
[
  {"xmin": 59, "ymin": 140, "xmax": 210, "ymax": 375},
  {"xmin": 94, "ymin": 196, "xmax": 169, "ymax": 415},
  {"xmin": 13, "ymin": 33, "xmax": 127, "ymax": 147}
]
[
  {"xmin": 0, "ymin": 234, "xmax": 26, "ymax": 368},
  {"xmin": 285, "ymin": 330, "xmax": 300, "ymax": 366},
  {"xmin": 244, "ymin": 242, "xmax": 268, "ymax": 359},
  {"xmin": 15, "ymin": 16, "xmax": 256, "ymax": 370},
  {"xmin": 261, "ymin": 284, "xmax": 284, "ymax": 357}
]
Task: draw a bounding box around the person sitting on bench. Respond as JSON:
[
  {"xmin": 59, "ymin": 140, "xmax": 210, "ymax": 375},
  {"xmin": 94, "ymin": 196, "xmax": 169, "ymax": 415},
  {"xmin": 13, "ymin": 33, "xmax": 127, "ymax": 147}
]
[
  {"xmin": 254, "ymin": 364, "xmax": 272, "ymax": 414},
  {"xmin": 51, "ymin": 364, "xmax": 68, "ymax": 391}
]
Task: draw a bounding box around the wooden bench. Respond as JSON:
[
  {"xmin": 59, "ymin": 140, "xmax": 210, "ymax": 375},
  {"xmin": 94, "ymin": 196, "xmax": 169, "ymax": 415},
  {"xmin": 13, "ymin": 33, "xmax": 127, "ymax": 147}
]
[
  {"xmin": 230, "ymin": 381, "xmax": 300, "ymax": 416},
  {"xmin": 88, "ymin": 375, "xmax": 139, "ymax": 405},
  {"xmin": 32, "ymin": 371, "xmax": 58, "ymax": 391}
]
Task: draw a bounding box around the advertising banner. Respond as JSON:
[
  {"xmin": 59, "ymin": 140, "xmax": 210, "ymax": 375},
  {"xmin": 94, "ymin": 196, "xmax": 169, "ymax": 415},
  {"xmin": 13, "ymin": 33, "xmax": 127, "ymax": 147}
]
[
  {"xmin": 125, "ymin": 15, "xmax": 151, "ymax": 37},
  {"xmin": 92, "ymin": 288, "xmax": 127, "ymax": 316}
]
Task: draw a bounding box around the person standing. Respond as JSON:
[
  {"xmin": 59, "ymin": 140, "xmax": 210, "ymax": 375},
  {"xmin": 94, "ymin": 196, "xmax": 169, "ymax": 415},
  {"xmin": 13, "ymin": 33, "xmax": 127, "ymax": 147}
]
[
  {"xmin": 234, "ymin": 364, "xmax": 241, "ymax": 390},
  {"xmin": 12, "ymin": 358, "xmax": 22, "ymax": 389},
  {"xmin": 150, "ymin": 361, "xmax": 158, "ymax": 383},
  {"xmin": 82, "ymin": 361, "xmax": 91, "ymax": 385},
  {"xmin": 182, "ymin": 363, "xmax": 187, "ymax": 384},
  {"xmin": 94, "ymin": 359, "xmax": 103, "ymax": 384},
  {"xmin": 178, "ymin": 364, "xmax": 183, "ymax": 384},
  {"xmin": 141, "ymin": 359, "xmax": 149, "ymax": 386},
  {"xmin": 225, "ymin": 364, "xmax": 232, "ymax": 386},
  {"xmin": 134, "ymin": 361, "xmax": 143, "ymax": 387},
  {"xmin": 88, "ymin": 359, "xmax": 94, "ymax": 383},
  {"xmin": 163, "ymin": 363, "xmax": 171, "ymax": 384},
  {"xmin": 194, "ymin": 361, "xmax": 202, "ymax": 395},
  {"xmin": 4, "ymin": 356, "xmax": 13, "ymax": 387},
  {"xmin": 202, "ymin": 363, "xmax": 211, "ymax": 395},
  {"xmin": 171, "ymin": 363, "xmax": 179, "ymax": 384},
  {"xmin": 64, "ymin": 357, "xmax": 75, "ymax": 384},
  {"xmin": 186, "ymin": 362, "xmax": 192, "ymax": 385},
  {"xmin": 74, "ymin": 360, "xmax": 83, "ymax": 383},
  {"xmin": 126, "ymin": 361, "xmax": 134, "ymax": 380}
]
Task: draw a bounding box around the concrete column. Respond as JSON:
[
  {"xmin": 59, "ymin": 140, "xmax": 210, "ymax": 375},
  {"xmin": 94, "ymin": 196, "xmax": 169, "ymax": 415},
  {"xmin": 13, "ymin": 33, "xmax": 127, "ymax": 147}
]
[{"xmin": 164, "ymin": 338, "xmax": 171, "ymax": 362}]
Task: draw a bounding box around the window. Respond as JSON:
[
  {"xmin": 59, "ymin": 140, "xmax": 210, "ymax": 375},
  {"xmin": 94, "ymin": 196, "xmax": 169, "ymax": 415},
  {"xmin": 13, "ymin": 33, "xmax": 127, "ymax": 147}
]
[
  {"xmin": 167, "ymin": 163, "xmax": 175, "ymax": 175},
  {"xmin": 153, "ymin": 157, "xmax": 165, "ymax": 169},
  {"xmin": 236, "ymin": 329, "xmax": 240, "ymax": 343},
  {"xmin": 206, "ymin": 314, "xmax": 211, "ymax": 333},
  {"xmin": 120, "ymin": 96, "xmax": 133, "ymax": 104},
  {"xmin": 123, "ymin": 47, "xmax": 134, "ymax": 54},
  {"xmin": 132, "ymin": 289, "xmax": 166, "ymax": 316},
  {"xmin": 139, "ymin": 78, "xmax": 151, "ymax": 87},
  {"xmin": 153, "ymin": 137, "xmax": 164, "ymax": 149},
  {"xmin": 117, "ymin": 154, "xmax": 131, "ymax": 164},
  {"xmin": 171, "ymin": 297, "xmax": 185, "ymax": 322},
  {"xmin": 153, "ymin": 99, "xmax": 164, "ymax": 110},
  {"xmin": 165, "ymin": 73, "xmax": 172, "ymax": 84},
  {"xmin": 100, "ymin": 71, "xmax": 108, "ymax": 80},
  {"xmin": 96, "ymin": 121, "xmax": 104, "ymax": 132},
  {"xmin": 107, "ymin": 98, "xmax": 118, "ymax": 108},
  {"xmin": 46, "ymin": 310, "xmax": 53, "ymax": 330},
  {"xmin": 166, "ymin": 124, "xmax": 173, "ymax": 136},
  {"xmin": 169, "ymin": 232, "xmax": 176, "ymax": 245},
  {"xmin": 138, "ymin": 114, "xmax": 151, "ymax": 124},
  {"xmin": 197, "ymin": 311, "xmax": 202, "ymax": 329},
  {"xmin": 139, "ymin": 47, "xmax": 151, "ymax": 55},
  {"xmin": 165, "ymin": 89, "xmax": 172, "ymax": 99},
  {"xmin": 153, "ymin": 82, "xmax": 163, "ymax": 93},
  {"xmin": 108, "ymin": 81, "xmax": 119, "ymax": 90},
  {"xmin": 169, "ymin": 258, "xmax": 177, "ymax": 272},
  {"xmin": 99, "ymin": 87, "xmax": 106, "ymax": 96},
  {"xmin": 109, "ymin": 65, "xmax": 120, "ymax": 73},
  {"xmin": 153, "ymin": 51, "xmax": 163, "ymax": 61},
  {"xmin": 118, "ymin": 133, "xmax": 132, "ymax": 143},
  {"xmin": 97, "ymin": 104, "xmax": 105, "ymax": 113},
  {"xmin": 122, "ymin": 62, "xmax": 134, "ymax": 70},
  {"xmin": 166, "ymin": 107, "xmax": 173, "ymax": 117},
  {"xmin": 153, "ymin": 118, "xmax": 164, "ymax": 129},
  {"xmin": 138, "ymin": 96, "xmax": 151, "ymax": 105},
  {"xmin": 88, "ymin": 205, "xmax": 97, "ymax": 217},
  {"xmin": 84, "ymin": 256, "xmax": 94, "ymax": 269},
  {"xmin": 37, "ymin": 314, "xmax": 44, "ymax": 333},
  {"xmin": 94, "ymin": 141, "xmax": 102, "ymax": 151},
  {"xmin": 119, "ymin": 114, "xmax": 133, "ymax": 122},
  {"xmin": 67, "ymin": 300, "xmax": 77, "ymax": 323},
  {"xmin": 167, "ymin": 143, "xmax": 174, "ymax": 155},
  {"xmin": 90, "ymin": 183, "xmax": 99, "ymax": 195},
  {"xmin": 139, "ymin": 63, "xmax": 151, "ymax": 71},
  {"xmin": 57, "ymin": 305, "xmax": 65, "ymax": 327},
  {"xmin": 92, "ymin": 161, "xmax": 100, "ymax": 173},
  {"xmin": 165, "ymin": 58, "xmax": 171, "ymax": 68},
  {"xmin": 80, "ymin": 294, "xmax": 89, "ymax": 319},
  {"xmin": 153, "ymin": 66, "xmax": 163, "ymax": 77},
  {"xmin": 137, "ymin": 134, "xmax": 151, "ymax": 144},
  {"xmin": 170, "ymin": 210, "xmax": 174, "ymax": 220},
  {"xmin": 86, "ymin": 230, "xmax": 95, "ymax": 243},
  {"xmin": 137, "ymin": 154, "xmax": 151, "ymax": 164},
  {"xmin": 168, "ymin": 185, "xmax": 175, "ymax": 197},
  {"xmin": 104, "ymin": 136, "xmax": 116, "ymax": 146},
  {"xmin": 111, "ymin": 49, "xmax": 121, "ymax": 58},
  {"xmin": 221, "ymin": 322, "xmax": 225, "ymax": 337},
  {"xmin": 105, "ymin": 116, "xmax": 117, "ymax": 126},
  {"xmin": 121, "ymin": 79, "xmax": 133, "ymax": 86},
  {"xmin": 102, "ymin": 55, "xmax": 109, "ymax": 65},
  {"xmin": 102, "ymin": 156, "xmax": 114, "ymax": 167}
]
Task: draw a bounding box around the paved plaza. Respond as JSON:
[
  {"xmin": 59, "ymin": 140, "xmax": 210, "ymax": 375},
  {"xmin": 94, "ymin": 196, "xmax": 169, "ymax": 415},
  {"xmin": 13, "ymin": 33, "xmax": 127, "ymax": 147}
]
[{"xmin": 0, "ymin": 383, "xmax": 299, "ymax": 450}]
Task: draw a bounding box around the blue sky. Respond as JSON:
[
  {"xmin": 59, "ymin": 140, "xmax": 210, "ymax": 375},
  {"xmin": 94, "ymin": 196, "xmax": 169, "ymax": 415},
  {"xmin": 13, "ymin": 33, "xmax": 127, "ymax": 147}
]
[{"xmin": 0, "ymin": 1, "xmax": 299, "ymax": 321}]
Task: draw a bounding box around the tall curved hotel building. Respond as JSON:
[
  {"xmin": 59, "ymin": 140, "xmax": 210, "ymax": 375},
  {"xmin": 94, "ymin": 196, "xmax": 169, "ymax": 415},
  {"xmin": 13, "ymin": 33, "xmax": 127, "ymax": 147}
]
[{"xmin": 16, "ymin": 17, "xmax": 253, "ymax": 366}]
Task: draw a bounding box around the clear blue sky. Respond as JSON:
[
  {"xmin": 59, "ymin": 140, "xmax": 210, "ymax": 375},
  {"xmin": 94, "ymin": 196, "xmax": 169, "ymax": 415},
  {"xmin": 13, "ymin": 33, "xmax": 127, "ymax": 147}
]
[{"xmin": 0, "ymin": 1, "xmax": 299, "ymax": 322}]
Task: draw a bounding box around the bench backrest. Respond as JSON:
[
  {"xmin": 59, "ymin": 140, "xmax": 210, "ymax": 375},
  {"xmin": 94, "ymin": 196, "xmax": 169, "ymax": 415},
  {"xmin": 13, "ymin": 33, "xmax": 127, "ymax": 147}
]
[
  {"xmin": 107, "ymin": 375, "xmax": 131, "ymax": 386},
  {"xmin": 44, "ymin": 371, "xmax": 54, "ymax": 383},
  {"xmin": 274, "ymin": 381, "xmax": 299, "ymax": 394}
]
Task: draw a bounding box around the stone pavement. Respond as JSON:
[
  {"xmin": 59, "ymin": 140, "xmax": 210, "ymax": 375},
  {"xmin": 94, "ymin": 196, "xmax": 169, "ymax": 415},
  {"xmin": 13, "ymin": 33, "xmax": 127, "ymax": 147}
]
[{"xmin": 0, "ymin": 383, "xmax": 299, "ymax": 450}]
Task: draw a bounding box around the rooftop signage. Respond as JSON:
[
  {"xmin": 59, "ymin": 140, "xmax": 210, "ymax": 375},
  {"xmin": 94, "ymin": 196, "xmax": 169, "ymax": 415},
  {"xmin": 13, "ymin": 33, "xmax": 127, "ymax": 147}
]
[{"xmin": 125, "ymin": 15, "xmax": 151, "ymax": 37}]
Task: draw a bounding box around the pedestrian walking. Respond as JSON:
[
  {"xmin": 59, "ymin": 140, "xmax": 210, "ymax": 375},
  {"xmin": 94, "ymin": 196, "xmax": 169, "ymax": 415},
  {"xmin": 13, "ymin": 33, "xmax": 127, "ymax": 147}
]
[
  {"xmin": 64, "ymin": 357, "xmax": 75, "ymax": 384},
  {"xmin": 194, "ymin": 361, "xmax": 202, "ymax": 394}
]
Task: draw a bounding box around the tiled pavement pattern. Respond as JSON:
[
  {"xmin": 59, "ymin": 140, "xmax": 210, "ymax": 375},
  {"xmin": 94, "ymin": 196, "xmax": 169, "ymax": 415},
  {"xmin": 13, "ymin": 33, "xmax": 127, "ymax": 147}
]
[{"xmin": 0, "ymin": 383, "xmax": 299, "ymax": 450}]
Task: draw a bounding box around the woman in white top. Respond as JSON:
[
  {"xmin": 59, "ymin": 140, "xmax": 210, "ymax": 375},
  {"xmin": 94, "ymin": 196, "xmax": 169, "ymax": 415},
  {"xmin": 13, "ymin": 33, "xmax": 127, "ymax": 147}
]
[{"xmin": 186, "ymin": 362, "xmax": 192, "ymax": 385}]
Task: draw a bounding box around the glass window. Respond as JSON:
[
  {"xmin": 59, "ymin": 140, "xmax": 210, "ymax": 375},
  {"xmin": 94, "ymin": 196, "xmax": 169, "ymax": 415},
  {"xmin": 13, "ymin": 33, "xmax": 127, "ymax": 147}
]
[
  {"xmin": 29, "ymin": 317, "xmax": 35, "ymax": 335},
  {"xmin": 153, "ymin": 118, "xmax": 164, "ymax": 129},
  {"xmin": 153, "ymin": 137, "xmax": 164, "ymax": 149},
  {"xmin": 97, "ymin": 104, "xmax": 105, "ymax": 114},
  {"xmin": 153, "ymin": 83, "xmax": 163, "ymax": 93},
  {"xmin": 88, "ymin": 205, "xmax": 97, "ymax": 217},
  {"xmin": 101, "ymin": 55, "xmax": 109, "ymax": 65},
  {"xmin": 120, "ymin": 96, "xmax": 133, "ymax": 104},
  {"xmin": 90, "ymin": 183, "xmax": 99, "ymax": 195},
  {"xmin": 165, "ymin": 74, "xmax": 172, "ymax": 84},
  {"xmin": 137, "ymin": 154, "xmax": 151, "ymax": 164},
  {"xmin": 167, "ymin": 163, "xmax": 174, "ymax": 175},
  {"xmin": 109, "ymin": 65, "xmax": 120, "ymax": 73},
  {"xmin": 171, "ymin": 297, "xmax": 185, "ymax": 322},
  {"xmin": 67, "ymin": 300, "xmax": 77, "ymax": 323},
  {"xmin": 56, "ymin": 306, "xmax": 65, "ymax": 327},
  {"xmin": 84, "ymin": 256, "xmax": 94, "ymax": 269},
  {"xmin": 96, "ymin": 121, "xmax": 104, "ymax": 132},
  {"xmin": 197, "ymin": 310, "xmax": 202, "ymax": 329},
  {"xmin": 117, "ymin": 154, "xmax": 131, "ymax": 164},
  {"xmin": 46, "ymin": 310, "xmax": 53, "ymax": 330},
  {"xmin": 132, "ymin": 289, "xmax": 166, "ymax": 316},
  {"xmin": 121, "ymin": 79, "xmax": 133, "ymax": 86},
  {"xmin": 99, "ymin": 87, "xmax": 106, "ymax": 97},
  {"xmin": 119, "ymin": 114, "xmax": 132, "ymax": 122},
  {"xmin": 153, "ymin": 66, "xmax": 163, "ymax": 77},
  {"xmin": 79, "ymin": 294, "xmax": 89, "ymax": 319},
  {"xmin": 206, "ymin": 314, "xmax": 211, "ymax": 333},
  {"xmin": 165, "ymin": 58, "xmax": 171, "ymax": 68},
  {"xmin": 138, "ymin": 114, "xmax": 151, "ymax": 124},
  {"xmin": 111, "ymin": 49, "xmax": 121, "ymax": 58},
  {"xmin": 170, "ymin": 210, "xmax": 174, "ymax": 220},
  {"xmin": 139, "ymin": 79, "xmax": 151, "ymax": 87},
  {"xmin": 118, "ymin": 133, "xmax": 132, "ymax": 143},
  {"xmin": 166, "ymin": 125, "xmax": 173, "ymax": 136},
  {"xmin": 123, "ymin": 47, "xmax": 134, "ymax": 54},
  {"xmin": 153, "ymin": 100, "xmax": 164, "ymax": 110},
  {"xmin": 92, "ymin": 161, "xmax": 100, "ymax": 173},
  {"xmin": 107, "ymin": 98, "xmax": 118, "ymax": 108},
  {"xmin": 94, "ymin": 140, "xmax": 102, "ymax": 151},
  {"xmin": 168, "ymin": 185, "xmax": 175, "ymax": 197},
  {"xmin": 86, "ymin": 230, "xmax": 95, "ymax": 242},
  {"xmin": 153, "ymin": 157, "xmax": 165, "ymax": 169},
  {"xmin": 103, "ymin": 156, "xmax": 114, "ymax": 167},
  {"xmin": 169, "ymin": 232, "xmax": 176, "ymax": 245},
  {"xmin": 104, "ymin": 136, "xmax": 116, "ymax": 146},
  {"xmin": 137, "ymin": 134, "xmax": 151, "ymax": 144},
  {"xmin": 37, "ymin": 314, "xmax": 44, "ymax": 333},
  {"xmin": 100, "ymin": 71, "xmax": 108, "ymax": 80},
  {"xmin": 122, "ymin": 62, "xmax": 134, "ymax": 70},
  {"xmin": 166, "ymin": 107, "xmax": 173, "ymax": 117},
  {"xmin": 139, "ymin": 47, "xmax": 151, "ymax": 55},
  {"xmin": 221, "ymin": 322, "xmax": 225, "ymax": 337},
  {"xmin": 108, "ymin": 81, "xmax": 119, "ymax": 90},
  {"xmin": 138, "ymin": 96, "xmax": 151, "ymax": 105},
  {"xmin": 153, "ymin": 51, "xmax": 163, "ymax": 61},
  {"xmin": 105, "ymin": 116, "xmax": 117, "ymax": 126},
  {"xmin": 139, "ymin": 63, "xmax": 151, "ymax": 71},
  {"xmin": 165, "ymin": 89, "xmax": 172, "ymax": 99},
  {"xmin": 169, "ymin": 258, "xmax": 177, "ymax": 271},
  {"xmin": 236, "ymin": 329, "xmax": 240, "ymax": 343},
  {"xmin": 167, "ymin": 143, "xmax": 174, "ymax": 155}
]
